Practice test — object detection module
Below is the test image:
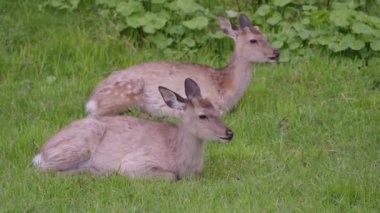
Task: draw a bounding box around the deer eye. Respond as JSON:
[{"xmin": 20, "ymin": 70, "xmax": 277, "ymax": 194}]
[
  {"xmin": 250, "ymin": 39, "xmax": 258, "ymax": 44},
  {"xmin": 198, "ymin": 115, "xmax": 208, "ymax": 120}
]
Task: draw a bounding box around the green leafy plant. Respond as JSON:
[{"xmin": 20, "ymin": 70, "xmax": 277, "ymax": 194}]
[
  {"xmin": 248, "ymin": 0, "xmax": 380, "ymax": 61},
  {"xmin": 42, "ymin": 0, "xmax": 380, "ymax": 61},
  {"xmin": 92, "ymin": 0, "xmax": 224, "ymax": 58}
]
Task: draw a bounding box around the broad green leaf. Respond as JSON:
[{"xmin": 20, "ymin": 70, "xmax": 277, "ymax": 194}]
[
  {"xmin": 283, "ymin": 28, "xmax": 297, "ymax": 40},
  {"xmin": 272, "ymin": 40, "xmax": 284, "ymax": 49},
  {"xmin": 166, "ymin": 25, "xmax": 185, "ymax": 35},
  {"xmin": 342, "ymin": 34, "xmax": 355, "ymax": 44},
  {"xmin": 291, "ymin": 23, "xmax": 310, "ymax": 40},
  {"xmin": 146, "ymin": 13, "xmax": 167, "ymax": 28},
  {"xmin": 181, "ymin": 37, "xmax": 196, "ymax": 47},
  {"xmin": 359, "ymin": 34, "xmax": 375, "ymax": 42},
  {"xmin": 127, "ymin": 12, "xmax": 166, "ymax": 32},
  {"xmin": 353, "ymin": 11, "xmax": 380, "ymax": 29},
  {"xmin": 333, "ymin": 35, "xmax": 351, "ymax": 52},
  {"xmin": 143, "ymin": 25, "xmax": 156, "ymax": 34},
  {"xmin": 126, "ymin": 14, "xmax": 144, "ymax": 28},
  {"xmin": 208, "ymin": 31, "xmax": 225, "ymax": 39},
  {"xmin": 370, "ymin": 40, "xmax": 380, "ymax": 51},
  {"xmin": 274, "ymin": 33, "xmax": 287, "ymax": 42},
  {"xmin": 256, "ymin": 5, "xmax": 271, "ymax": 17},
  {"xmin": 182, "ymin": 16, "xmax": 208, "ymax": 30},
  {"xmin": 329, "ymin": 10, "xmax": 351, "ymax": 27},
  {"xmin": 274, "ymin": 0, "xmax": 292, "ymax": 7},
  {"xmin": 175, "ymin": 0, "xmax": 204, "ymax": 14},
  {"xmin": 349, "ymin": 39, "xmax": 365, "ymax": 50},
  {"xmin": 165, "ymin": 1, "xmax": 177, "ymax": 11},
  {"xmin": 352, "ymin": 22, "xmax": 375, "ymax": 35},
  {"xmin": 154, "ymin": 11, "xmax": 170, "ymax": 22},
  {"xmin": 373, "ymin": 30, "xmax": 380, "ymax": 38},
  {"xmin": 292, "ymin": 23, "xmax": 303, "ymax": 31},
  {"xmin": 316, "ymin": 37, "xmax": 330, "ymax": 46},
  {"xmin": 308, "ymin": 38, "xmax": 318, "ymax": 45},
  {"xmin": 283, "ymin": 6, "xmax": 298, "ymax": 19},
  {"xmin": 328, "ymin": 42, "xmax": 346, "ymax": 52},
  {"xmin": 69, "ymin": 0, "xmax": 80, "ymax": 9},
  {"xmin": 147, "ymin": 34, "xmax": 173, "ymax": 49},
  {"xmin": 194, "ymin": 34, "xmax": 208, "ymax": 44},
  {"xmin": 163, "ymin": 49, "xmax": 181, "ymax": 58},
  {"xmin": 116, "ymin": 1, "xmax": 144, "ymax": 17},
  {"xmin": 309, "ymin": 30, "xmax": 326, "ymax": 38},
  {"xmin": 140, "ymin": 13, "xmax": 167, "ymax": 33},
  {"xmin": 267, "ymin": 12, "xmax": 282, "ymax": 25},
  {"xmin": 279, "ymin": 21, "xmax": 292, "ymax": 29},
  {"xmin": 298, "ymin": 29, "xmax": 310, "ymax": 40},
  {"xmin": 289, "ymin": 41, "xmax": 301, "ymax": 50}
]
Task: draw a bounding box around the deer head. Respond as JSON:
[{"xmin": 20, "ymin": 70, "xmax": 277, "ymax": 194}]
[
  {"xmin": 219, "ymin": 13, "xmax": 279, "ymax": 63},
  {"xmin": 159, "ymin": 78, "xmax": 233, "ymax": 142}
]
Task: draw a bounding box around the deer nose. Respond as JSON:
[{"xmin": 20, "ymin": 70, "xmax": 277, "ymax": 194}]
[
  {"xmin": 273, "ymin": 49, "xmax": 280, "ymax": 57},
  {"xmin": 225, "ymin": 129, "xmax": 234, "ymax": 140}
]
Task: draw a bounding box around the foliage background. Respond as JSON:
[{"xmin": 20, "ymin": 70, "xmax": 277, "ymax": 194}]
[{"xmin": 43, "ymin": 0, "xmax": 380, "ymax": 61}]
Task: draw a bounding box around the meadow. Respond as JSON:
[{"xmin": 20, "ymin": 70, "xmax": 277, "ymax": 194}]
[{"xmin": 1, "ymin": 0, "xmax": 379, "ymax": 212}]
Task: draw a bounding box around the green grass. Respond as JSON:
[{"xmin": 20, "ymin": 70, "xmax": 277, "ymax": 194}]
[{"xmin": 1, "ymin": 1, "xmax": 379, "ymax": 212}]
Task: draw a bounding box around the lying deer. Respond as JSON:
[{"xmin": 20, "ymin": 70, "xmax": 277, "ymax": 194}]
[
  {"xmin": 33, "ymin": 79, "xmax": 233, "ymax": 180},
  {"xmin": 86, "ymin": 13, "xmax": 279, "ymax": 117}
]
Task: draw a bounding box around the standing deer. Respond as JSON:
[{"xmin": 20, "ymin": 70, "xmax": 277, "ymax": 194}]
[
  {"xmin": 33, "ymin": 79, "xmax": 233, "ymax": 180},
  {"xmin": 85, "ymin": 13, "xmax": 279, "ymax": 117}
]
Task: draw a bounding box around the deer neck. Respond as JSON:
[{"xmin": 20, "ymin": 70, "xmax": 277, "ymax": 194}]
[
  {"xmin": 218, "ymin": 51, "xmax": 254, "ymax": 111},
  {"xmin": 173, "ymin": 123, "xmax": 205, "ymax": 177}
]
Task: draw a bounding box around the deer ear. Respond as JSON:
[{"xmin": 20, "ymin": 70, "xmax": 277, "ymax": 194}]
[
  {"xmin": 218, "ymin": 16, "xmax": 238, "ymax": 40},
  {"xmin": 239, "ymin": 13, "xmax": 252, "ymax": 28},
  {"xmin": 185, "ymin": 78, "xmax": 202, "ymax": 99},
  {"xmin": 158, "ymin": 86, "xmax": 186, "ymax": 110}
]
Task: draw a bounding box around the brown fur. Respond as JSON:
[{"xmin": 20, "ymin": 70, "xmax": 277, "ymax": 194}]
[
  {"xmin": 34, "ymin": 80, "xmax": 233, "ymax": 180},
  {"xmin": 86, "ymin": 14, "xmax": 279, "ymax": 117}
]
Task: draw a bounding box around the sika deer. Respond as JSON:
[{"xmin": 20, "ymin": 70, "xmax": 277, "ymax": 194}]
[
  {"xmin": 33, "ymin": 79, "xmax": 233, "ymax": 180},
  {"xmin": 85, "ymin": 13, "xmax": 279, "ymax": 117}
]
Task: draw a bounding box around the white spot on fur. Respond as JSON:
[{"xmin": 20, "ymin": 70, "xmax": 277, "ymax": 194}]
[
  {"xmin": 86, "ymin": 100, "xmax": 97, "ymax": 115},
  {"xmin": 33, "ymin": 154, "xmax": 42, "ymax": 167}
]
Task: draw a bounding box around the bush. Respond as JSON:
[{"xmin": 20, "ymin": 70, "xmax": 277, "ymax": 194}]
[{"xmin": 42, "ymin": 0, "xmax": 380, "ymax": 61}]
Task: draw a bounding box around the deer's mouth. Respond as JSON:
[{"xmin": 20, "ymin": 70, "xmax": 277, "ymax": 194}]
[
  {"xmin": 268, "ymin": 55, "xmax": 279, "ymax": 61},
  {"xmin": 268, "ymin": 50, "xmax": 280, "ymax": 61},
  {"xmin": 219, "ymin": 136, "xmax": 233, "ymax": 142}
]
